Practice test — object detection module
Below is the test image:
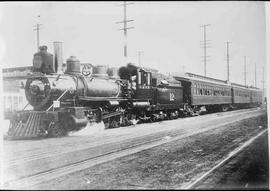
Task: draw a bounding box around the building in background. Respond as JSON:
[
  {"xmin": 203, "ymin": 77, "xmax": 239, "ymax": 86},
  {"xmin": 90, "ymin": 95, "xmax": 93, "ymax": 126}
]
[{"xmin": 2, "ymin": 66, "xmax": 33, "ymax": 119}]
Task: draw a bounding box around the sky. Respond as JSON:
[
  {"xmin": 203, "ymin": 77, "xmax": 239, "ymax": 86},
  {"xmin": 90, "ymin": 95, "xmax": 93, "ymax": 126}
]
[{"xmin": 0, "ymin": 1, "xmax": 267, "ymax": 88}]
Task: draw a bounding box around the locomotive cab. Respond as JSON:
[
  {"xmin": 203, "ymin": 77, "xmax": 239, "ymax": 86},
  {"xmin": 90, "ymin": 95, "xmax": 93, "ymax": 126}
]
[{"xmin": 135, "ymin": 68, "xmax": 152, "ymax": 100}]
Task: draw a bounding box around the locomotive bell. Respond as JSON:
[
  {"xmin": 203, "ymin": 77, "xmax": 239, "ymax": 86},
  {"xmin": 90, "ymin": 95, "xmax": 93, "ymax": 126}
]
[
  {"xmin": 66, "ymin": 56, "xmax": 81, "ymax": 74},
  {"xmin": 108, "ymin": 67, "xmax": 119, "ymax": 79}
]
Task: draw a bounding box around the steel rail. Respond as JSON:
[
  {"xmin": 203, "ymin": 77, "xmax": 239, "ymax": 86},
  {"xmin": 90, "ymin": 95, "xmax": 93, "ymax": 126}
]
[{"xmin": 6, "ymin": 108, "xmax": 262, "ymax": 166}]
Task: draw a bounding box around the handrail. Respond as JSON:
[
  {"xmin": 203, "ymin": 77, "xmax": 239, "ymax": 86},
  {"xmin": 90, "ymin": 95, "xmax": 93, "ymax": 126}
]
[
  {"xmin": 23, "ymin": 103, "xmax": 30, "ymax": 110},
  {"xmin": 46, "ymin": 89, "xmax": 69, "ymax": 111}
]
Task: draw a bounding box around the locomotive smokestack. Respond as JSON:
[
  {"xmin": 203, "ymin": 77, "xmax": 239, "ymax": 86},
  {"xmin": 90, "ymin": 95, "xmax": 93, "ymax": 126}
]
[{"xmin": 53, "ymin": 41, "xmax": 63, "ymax": 74}]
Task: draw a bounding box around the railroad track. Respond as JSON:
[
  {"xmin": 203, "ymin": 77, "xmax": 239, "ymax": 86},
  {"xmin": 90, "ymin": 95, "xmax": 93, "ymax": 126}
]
[
  {"xmin": 181, "ymin": 129, "xmax": 268, "ymax": 189},
  {"xmin": 5, "ymin": 108, "xmax": 263, "ymax": 167},
  {"xmin": 5, "ymin": 107, "xmax": 261, "ymax": 155},
  {"xmin": 3, "ymin": 108, "xmax": 266, "ymax": 189}
]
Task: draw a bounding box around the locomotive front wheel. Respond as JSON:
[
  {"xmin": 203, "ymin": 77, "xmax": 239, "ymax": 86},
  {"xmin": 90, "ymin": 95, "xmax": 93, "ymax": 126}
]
[
  {"xmin": 48, "ymin": 122, "xmax": 67, "ymax": 137},
  {"xmin": 63, "ymin": 117, "xmax": 76, "ymax": 131}
]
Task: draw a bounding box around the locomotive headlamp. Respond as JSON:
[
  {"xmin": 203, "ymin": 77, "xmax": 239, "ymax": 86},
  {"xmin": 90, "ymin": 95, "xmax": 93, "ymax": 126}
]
[{"xmin": 29, "ymin": 80, "xmax": 45, "ymax": 95}]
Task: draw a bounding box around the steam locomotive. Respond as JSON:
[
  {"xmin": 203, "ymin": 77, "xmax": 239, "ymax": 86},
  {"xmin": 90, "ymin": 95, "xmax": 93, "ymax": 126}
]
[{"xmin": 7, "ymin": 45, "xmax": 263, "ymax": 139}]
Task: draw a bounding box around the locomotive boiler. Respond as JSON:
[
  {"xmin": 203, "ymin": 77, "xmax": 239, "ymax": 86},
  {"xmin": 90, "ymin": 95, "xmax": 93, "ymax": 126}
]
[
  {"xmin": 26, "ymin": 66, "xmax": 123, "ymax": 111},
  {"xmin": 28, "ymin": 46, "xmax": 123, "ymax": 111}
]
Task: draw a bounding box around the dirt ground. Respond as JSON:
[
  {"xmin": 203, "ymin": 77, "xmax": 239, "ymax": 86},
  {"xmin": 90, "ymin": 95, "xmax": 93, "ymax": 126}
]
[
  {"xmin": 195, "ymin": 131, "xmax": 269, "ymax": 190},
  {"xmin": 31, "ymin": 113, "xmax": 268, "ymax": 190}
]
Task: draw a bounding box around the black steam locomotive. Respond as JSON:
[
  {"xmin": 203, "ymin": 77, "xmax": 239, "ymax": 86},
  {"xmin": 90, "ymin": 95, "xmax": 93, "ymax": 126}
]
[{"xmin": 7, "ymin": 46, "xmax": 263, "ymax": 139}]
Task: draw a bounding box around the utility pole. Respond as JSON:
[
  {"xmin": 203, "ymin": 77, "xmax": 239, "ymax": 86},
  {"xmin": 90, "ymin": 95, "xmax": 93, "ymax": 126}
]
[
  {"xmin": 182, "ymin": 65, "xmax": 186, "ymax": 73},
  {"xmin": 225, "ymin": 41, "xmax": 232, "ymax": 81},
  {"xmin": 244, "ymin": 56, "xmax": 247, "ymax": 86},
  {"xmin": 138, "ymin": 51, "xmax": 143, "ymax": 67},
  {"xmin": 200, "ymin": 24, "xmax": 211, "ymax": 76},
  {"xmin": 254, "ymin": 63, "xmax": 257, "ymax": 87},
  {"xmin": 262, "ymin": 66, "xmax": 265, "ymax": 101},
  {"xmin": 116, "ymin": 1, "xmax": 134, "ymax": 61},
  {"xmin": 33, "ymin": 15, "xmax": 43, "ymax": 51}
]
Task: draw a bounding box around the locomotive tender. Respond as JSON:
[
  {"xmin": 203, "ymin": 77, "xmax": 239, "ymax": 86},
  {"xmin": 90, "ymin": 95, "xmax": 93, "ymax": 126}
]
[{"xmin": 7, "ymin": 45, "xmax": 263, "ymax": 139}]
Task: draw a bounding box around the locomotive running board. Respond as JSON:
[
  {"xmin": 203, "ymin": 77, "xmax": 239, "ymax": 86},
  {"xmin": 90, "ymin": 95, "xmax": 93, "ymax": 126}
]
[
  {"xmin": 78, "ymin": 96, "xmax": 128, "ymax": 102},
  {"xmin": 101, "ymin": 111, "xmax": 123, "ymax": 120}
]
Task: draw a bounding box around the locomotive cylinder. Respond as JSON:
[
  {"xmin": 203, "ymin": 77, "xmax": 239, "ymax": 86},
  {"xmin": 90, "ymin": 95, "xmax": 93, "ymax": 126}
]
[{"xmin": 108, "ymin": 67, "xmax": 120, "ymax": 79}]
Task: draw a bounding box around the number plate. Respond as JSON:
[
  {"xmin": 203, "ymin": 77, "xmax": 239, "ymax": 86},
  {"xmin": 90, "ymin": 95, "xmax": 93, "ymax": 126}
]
[{"xmin": 53, "ymin": 100, "xmax": 60, "ymax": 108}]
